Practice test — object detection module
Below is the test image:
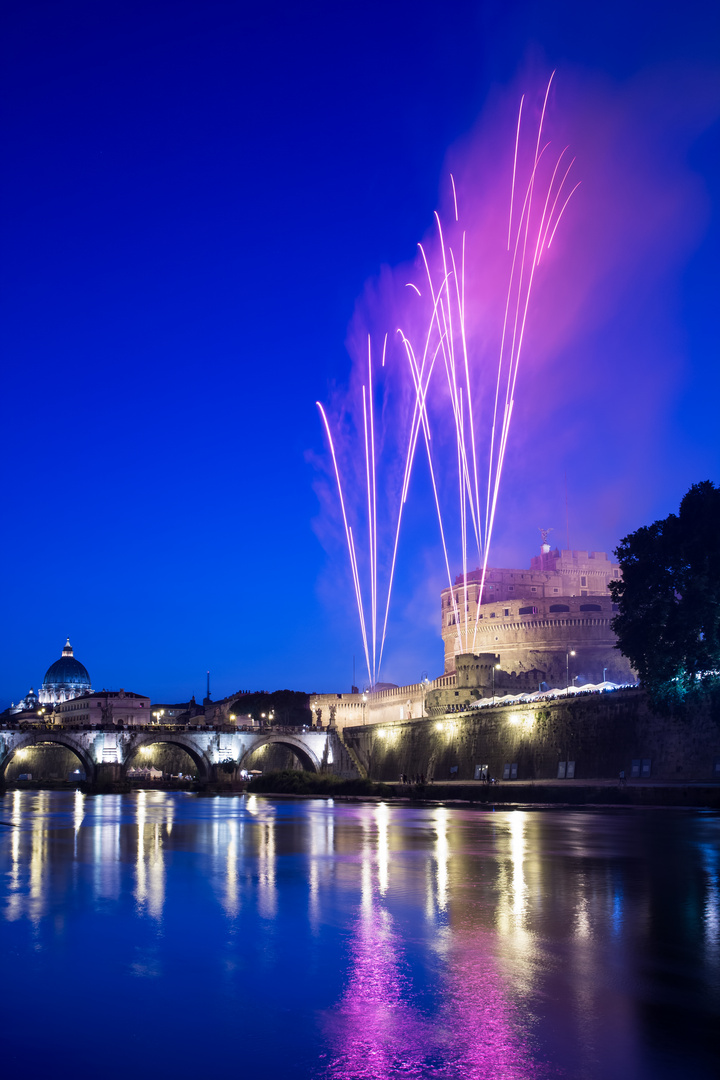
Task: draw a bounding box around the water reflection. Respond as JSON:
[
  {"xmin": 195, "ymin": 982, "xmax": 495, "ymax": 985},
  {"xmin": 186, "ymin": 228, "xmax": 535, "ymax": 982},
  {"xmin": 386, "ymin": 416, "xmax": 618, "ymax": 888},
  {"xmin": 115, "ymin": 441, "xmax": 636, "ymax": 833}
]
[
  {"xmin": 0, "ymin": 792, "xmax": 718, "ymax": 1079},
  {"xmin": 135, "ymin": 791, "xmax": 166, "ymax": 919},
  {"xmin": 325, "ymin": 809, "xmax": 426, "ymax": 1079}
]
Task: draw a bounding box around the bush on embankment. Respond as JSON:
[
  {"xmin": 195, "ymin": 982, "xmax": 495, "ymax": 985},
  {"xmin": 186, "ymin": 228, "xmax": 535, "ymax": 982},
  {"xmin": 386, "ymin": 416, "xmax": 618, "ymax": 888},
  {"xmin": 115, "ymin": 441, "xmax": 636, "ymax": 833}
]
[{"xmin": 246, "ymin": 770, "xmax": 393, "ymax": 797}]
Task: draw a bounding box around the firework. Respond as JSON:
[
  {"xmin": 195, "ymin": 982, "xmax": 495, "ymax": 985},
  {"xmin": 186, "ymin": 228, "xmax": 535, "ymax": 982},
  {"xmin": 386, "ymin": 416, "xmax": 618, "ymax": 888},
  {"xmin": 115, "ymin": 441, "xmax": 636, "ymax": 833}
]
[{"xmin": 318, "ymin": 75, "xmax": 578, "ymax": 687}]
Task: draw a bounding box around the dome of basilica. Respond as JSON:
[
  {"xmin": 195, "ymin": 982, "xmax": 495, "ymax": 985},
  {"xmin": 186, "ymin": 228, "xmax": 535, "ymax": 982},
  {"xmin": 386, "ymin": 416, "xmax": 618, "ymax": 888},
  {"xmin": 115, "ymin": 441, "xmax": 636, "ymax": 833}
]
[{"xmin": 41, "ymin": 638, "xmax": 91, "ymax": 693}]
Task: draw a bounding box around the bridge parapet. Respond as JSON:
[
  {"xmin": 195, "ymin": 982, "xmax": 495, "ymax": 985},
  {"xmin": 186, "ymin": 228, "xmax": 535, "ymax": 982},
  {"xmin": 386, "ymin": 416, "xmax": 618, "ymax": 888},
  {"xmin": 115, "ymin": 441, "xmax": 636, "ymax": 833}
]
[{"xmin": 0, "ymin": 723, "xmax": 360, "ymax": 787}]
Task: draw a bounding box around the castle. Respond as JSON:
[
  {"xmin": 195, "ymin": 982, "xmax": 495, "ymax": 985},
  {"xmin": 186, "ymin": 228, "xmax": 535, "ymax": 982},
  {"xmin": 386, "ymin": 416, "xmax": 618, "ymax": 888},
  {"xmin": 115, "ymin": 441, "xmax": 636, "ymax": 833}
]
[
  {"xmin": 440, "ymin": 545, "xmax": 634, "ymax": 686},
  {"xmin": 312, "ymin": 540, "xmax": 635, "ymax": 729}
]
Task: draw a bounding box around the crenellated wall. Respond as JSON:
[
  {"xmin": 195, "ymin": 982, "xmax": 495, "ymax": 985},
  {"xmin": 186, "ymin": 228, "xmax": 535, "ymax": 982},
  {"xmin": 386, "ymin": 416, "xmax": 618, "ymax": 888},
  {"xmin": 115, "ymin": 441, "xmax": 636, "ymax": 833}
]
[{"xmin": 343, "ymin": 690, "xmax": 720, "ymax": 783}]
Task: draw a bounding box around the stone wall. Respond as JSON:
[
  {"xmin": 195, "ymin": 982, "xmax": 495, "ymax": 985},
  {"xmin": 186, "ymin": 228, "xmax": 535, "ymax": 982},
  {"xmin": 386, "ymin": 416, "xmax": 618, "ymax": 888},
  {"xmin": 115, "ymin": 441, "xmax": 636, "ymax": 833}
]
[
  {"xmin": 343, "ymin": 690, "xmax": 720, "ymax": 783},
  {"xmin": 442, "ymin": 593, "xmax": 633, "ymax": 683},
  {"xmin": 311, "ymin": 673, "xmax": 457, "ymax": 731}
]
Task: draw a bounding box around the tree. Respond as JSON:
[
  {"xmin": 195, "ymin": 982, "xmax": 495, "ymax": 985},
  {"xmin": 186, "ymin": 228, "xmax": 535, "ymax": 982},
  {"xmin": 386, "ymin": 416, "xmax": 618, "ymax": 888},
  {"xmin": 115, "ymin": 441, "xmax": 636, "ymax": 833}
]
[{"xmin": 609, "ymin": 481, "xmax": 720, "ymax": 714}]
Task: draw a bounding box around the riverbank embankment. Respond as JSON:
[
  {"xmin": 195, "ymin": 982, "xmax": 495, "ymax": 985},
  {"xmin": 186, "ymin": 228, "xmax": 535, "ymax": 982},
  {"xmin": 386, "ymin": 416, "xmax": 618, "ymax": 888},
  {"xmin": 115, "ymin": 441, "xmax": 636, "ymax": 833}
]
[{"xmin": 246, "ymin": 770, "xmax": 720, "ymax": 807}]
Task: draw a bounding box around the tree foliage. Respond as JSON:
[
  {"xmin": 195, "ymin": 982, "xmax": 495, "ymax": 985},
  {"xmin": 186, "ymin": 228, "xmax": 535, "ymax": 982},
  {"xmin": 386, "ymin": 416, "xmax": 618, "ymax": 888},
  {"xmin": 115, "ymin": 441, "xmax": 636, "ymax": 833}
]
[{"xmin": 610, "ymin": 481, "xmax": 720, "ymax": 714}]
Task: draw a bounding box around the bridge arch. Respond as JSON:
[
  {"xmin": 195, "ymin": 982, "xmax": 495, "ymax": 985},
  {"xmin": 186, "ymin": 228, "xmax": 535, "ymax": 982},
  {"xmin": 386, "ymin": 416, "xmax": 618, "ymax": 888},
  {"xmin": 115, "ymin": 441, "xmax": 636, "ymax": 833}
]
[
  {"xmin": 0, "ymin": 733, "xmax": 96, "ymax": 782},
  {"xmin": 123, "ymin": 733, "xmax": 214, "ymax": 781},
  {"xmin": 239, "ymin": 735, "xmax": 321, "ymax": 774}
]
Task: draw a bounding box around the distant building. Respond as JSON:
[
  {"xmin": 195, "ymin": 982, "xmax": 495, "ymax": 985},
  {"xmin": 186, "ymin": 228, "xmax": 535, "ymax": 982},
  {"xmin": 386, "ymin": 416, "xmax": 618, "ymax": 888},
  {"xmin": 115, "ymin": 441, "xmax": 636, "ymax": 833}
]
[
  {"xmin": 150, "ymin": 698, "xmax": 204, "ymax": 724},
  {"xmin": 54, "ymin": 688, "xmax": 151, "ymax": 726},
  {"xmin": 38, "ymin": 638, "xmax": 92, "ymax": 704},
  {"xmin": 9, "ymin": 638, "xmax": 91, "ymax": 714},
  {"xmin": 11, "ymin": 687, "xmax": 39, "ymax": 714}
]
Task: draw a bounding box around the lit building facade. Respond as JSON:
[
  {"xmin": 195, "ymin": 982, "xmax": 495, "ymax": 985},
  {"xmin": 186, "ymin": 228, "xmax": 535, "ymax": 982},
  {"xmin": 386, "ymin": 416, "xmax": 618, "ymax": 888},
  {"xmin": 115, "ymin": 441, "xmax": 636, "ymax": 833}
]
[
  {"xmin": 441, "ymin": 547, "xmax": 633, "ymax": 685},
  {"xmin": 53, "ymin": 689, "xmax": 151, "ymax": 726}
]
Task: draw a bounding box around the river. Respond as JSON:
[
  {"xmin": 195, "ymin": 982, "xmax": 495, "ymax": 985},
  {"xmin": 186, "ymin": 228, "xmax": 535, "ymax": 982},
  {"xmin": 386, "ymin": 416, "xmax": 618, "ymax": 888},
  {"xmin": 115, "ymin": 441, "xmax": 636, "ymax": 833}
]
[{"xmin": 0, "ymin": 790, "xmax": 717, "ymax": 1078}]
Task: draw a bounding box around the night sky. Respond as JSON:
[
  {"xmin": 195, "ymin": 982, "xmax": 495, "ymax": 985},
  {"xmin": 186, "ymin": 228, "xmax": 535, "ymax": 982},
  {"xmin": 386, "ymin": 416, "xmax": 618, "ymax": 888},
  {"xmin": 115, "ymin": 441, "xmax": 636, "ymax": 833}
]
[{"xmin": 2, "ymin": 0, "xmax": 719, "ymax": 705}]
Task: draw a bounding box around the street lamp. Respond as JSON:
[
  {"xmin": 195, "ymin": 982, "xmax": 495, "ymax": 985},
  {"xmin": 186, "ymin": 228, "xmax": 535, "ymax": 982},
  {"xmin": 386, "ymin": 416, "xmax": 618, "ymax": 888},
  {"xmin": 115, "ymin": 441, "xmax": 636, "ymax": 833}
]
[
  {"xmin": 566, "ymin": 650, "xmax": 576, "ymax": 695},
  {"xmin": 603, "ymin": 667, "xmax": 608, "ymax": 683},
  {"xmin": 492, "ymin": 663, "xmax": 501, "ymax": 705}
]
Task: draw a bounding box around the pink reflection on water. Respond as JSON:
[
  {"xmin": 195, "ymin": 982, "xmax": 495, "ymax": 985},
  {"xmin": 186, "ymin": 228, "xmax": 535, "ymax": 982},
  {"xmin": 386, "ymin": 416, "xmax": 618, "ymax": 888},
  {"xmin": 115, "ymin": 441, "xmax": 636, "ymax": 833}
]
[
  {"xmin": 322, "ymin": 819, "xmax": 551, "ymax": 1080},
  {"xmin": 433, "ymin": 924, "xmax": 550, "ymax": 1080},
  {"xmin": 323, "ymin": 857, "xmax": 433, "ymax": 1079}
]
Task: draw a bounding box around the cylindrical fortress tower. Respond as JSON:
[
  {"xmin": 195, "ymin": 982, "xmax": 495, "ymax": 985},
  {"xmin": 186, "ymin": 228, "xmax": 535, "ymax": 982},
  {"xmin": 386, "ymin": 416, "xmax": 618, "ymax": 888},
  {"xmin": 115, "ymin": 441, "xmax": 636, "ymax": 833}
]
[{"xmin": 441, "ymin": 548, "xmax": 634, "ymax": 686}]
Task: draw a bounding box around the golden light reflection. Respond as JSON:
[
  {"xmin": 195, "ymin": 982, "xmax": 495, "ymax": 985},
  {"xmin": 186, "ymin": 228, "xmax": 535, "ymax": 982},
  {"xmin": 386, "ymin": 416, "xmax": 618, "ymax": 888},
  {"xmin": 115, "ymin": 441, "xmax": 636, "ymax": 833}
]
[
  {"xmin": 509, "ymin": 812, "xmax": 526, "ymax": 918},
  {"xmin": 376, "ymin": 802, "xmax": 389, "ymax": 896},
  {"xmin": 223, "ymin": 819, "xmax": 240, "ymax": 919},
  {"xmin": 496, "ymin": 812, "xmax": 531, "ymax": 945},
  {"xmin": 9, "ymin": 790, "xmax": 22, "ymax": 900},
  {"xmin": 435, "ymin": 806, "xmax": 449, "ymax": 912},
  {"xmin": 257, "ymin": 816, "xmax": 276, "ymax": 919},
  {"xmin": 135, "ymin": 791, "xmax": 147, "ymax": 907},
  {"xmin": 93, "ymin": 796, "xmax": 121, "ymax": 901},
  {"xmin": 148, "ymin": 821, "xmax": 164, "ymax": 919},
  {"xmin": 574, "ymin": 885, "xmax": 591, "ymax": 939},
  {"xmin": 703, "ymin": 846, "xmax": 719, "ymax": 952},
  {"xmin": 29, "ymin": 791, "xmax": 49, "ymax": 921},
  {"xmin": 308, "ymin": 814, "xmax": 321, "ymax": 929},
  {"xmin": 73, "ymin": 789, "xmax": 85, "ymax": 831},
  {"xmin": 134, "ymin": 792, "xmax": 166, "ymax": 919}
]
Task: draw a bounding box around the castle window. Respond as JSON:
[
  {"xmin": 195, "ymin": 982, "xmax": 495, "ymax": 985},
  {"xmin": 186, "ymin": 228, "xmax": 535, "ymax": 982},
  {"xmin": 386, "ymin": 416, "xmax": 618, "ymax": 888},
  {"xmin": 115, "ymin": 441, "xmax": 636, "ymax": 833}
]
[
  {"xmin": 518, "ymin": 605, "xmax": 537, "ymax": 616},
  {"xmin": 490, "ymin": 612, "xmax": 496, "ymax": 618},
  {"xmin": 531, "ymin": 586, "xmax": 537, "ymax": 592},
  {"xmin": 553, "ymin": 588, "xmax": 559, "ymax": 593},
  {"xmin": 549, "ymin": 604, "xmax": 570, "ymax": 613},
  {"xmin": 508, "ymin": 585, "xmax": 514, "ymax": 591},
  {"xmin": 581, "ymin": 576, "xmax": 587, "ymax": 586},
  {"xmin": 613, "ymin": 569, "xmax": 620, "ymax": 578},
  {"xmin": 504, "ymin": 609, "xmax": 509, "ymax": 616}
]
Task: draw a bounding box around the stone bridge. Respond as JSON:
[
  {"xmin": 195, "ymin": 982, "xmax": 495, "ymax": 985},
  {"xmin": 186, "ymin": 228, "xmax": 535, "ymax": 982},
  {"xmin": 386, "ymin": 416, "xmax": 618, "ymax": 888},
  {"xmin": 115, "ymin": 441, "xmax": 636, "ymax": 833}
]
[{"xmin": 0, "ymin": 725, "xmax": 360, "ymax": 788}]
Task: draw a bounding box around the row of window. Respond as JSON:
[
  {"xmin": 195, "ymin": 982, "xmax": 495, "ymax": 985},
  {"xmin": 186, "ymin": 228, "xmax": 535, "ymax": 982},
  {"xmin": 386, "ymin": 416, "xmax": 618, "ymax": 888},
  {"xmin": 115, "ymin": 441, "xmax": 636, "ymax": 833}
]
[
  {"xmin": 448, "ymin": 601, "xmax": 607, "ymax": 625},
  {"xmin": 473, "ymin": 617, "xmax": 613, "ymax": 630}
]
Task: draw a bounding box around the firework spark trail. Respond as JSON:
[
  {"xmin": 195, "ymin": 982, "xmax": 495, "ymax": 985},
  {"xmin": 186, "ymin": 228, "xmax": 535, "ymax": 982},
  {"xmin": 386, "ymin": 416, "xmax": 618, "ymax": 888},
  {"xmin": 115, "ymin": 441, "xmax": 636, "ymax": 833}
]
[
  {"xmin": 483, "ymin": 146, "xmax": 548, "ymax": 558},
  {"xmin": 546, "ymin": 181, "xmax": 581, "ymax": 250},
  {"xmin": 362, "ymin": 386, "xmax": 374, "ymax": 680},
  {"xmin": 376, "ymin": 319, "xmax": 449, "ymax": 678},
  {"xmin": 450, "ymin": 173, "xmax": 459, "ymax": 222},
  {"xmin": 473, "ymin": 73, "xmax": 571, "ymax": 652},
  {"xmin": 376, "ymin": 284, "xmax": 450, "ymax": 677},
  {"xmin": 508, "ymin": 95, "xmax": 525, "ymax": 251},
  {"xmin": 400, "ymin": 331, "xmax": 465, "ymax": 657},
  {"xmin": 361, "ymin": 339, "xmax": 380, "ymax": 684},
  {"xmin": 317, "ymin": 403, "xmax": 371, "ymax": 682},
  {"xmin": 319, "ymin": 76, "xmax": 576, "ymax": 682},
  {"xmin": 451, "ymin": 237, "xmax": 482, "ymax": 557},
  {"xmin": 537, "ymin": 150, "xmax": 575, "ymax": 262},
  {"xmin": 369, "ymin": 340, "xmax": 378, "ymax": 683},
  {"xmin": 419, "ymin": 239, "xmax": 480, "ymax": 557}
]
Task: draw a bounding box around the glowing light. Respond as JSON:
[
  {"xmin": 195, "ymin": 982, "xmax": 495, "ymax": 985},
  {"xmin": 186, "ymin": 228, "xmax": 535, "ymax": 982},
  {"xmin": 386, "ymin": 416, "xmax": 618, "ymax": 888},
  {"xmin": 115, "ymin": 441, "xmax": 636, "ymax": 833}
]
[
  {"xmin": 318, "ymin": 78, "xmax": 575, "ymax": 677},
  {"xmin": 435, "ymin": 806, "xmax": 449, "ymax": 911},
  {"xmin": 376, "ymin": 802, "xmax": 389, "ymax": 896}
]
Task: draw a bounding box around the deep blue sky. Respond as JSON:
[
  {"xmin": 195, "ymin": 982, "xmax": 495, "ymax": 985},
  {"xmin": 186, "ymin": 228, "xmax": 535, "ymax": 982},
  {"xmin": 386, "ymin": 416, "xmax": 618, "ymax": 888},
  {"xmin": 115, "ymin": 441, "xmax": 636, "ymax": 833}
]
[{"xmin": 2, "ymin": 0, "xmax": 719, "ymax": 705}]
